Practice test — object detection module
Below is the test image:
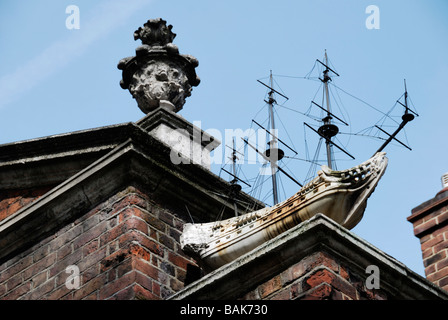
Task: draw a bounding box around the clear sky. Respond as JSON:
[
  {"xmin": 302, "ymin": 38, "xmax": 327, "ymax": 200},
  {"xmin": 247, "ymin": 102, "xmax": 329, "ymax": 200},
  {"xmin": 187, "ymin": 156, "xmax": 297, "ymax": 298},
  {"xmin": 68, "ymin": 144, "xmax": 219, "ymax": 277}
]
[{"xmin": 1, "ymin": 0, "xmax": 447, "ymax": 277}]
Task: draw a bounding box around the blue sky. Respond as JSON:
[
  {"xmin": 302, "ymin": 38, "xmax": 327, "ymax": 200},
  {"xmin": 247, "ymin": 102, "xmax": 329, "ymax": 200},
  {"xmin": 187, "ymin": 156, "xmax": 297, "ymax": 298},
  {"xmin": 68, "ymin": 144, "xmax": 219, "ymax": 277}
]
[{"xmin": 1, "ymin": 0, "xmax": 447, "ymax": 277}]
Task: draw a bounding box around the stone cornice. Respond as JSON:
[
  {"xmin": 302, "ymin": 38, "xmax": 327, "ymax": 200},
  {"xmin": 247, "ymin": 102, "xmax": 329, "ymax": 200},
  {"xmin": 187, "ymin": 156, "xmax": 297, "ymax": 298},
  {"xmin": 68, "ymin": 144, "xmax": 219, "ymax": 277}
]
[
  {"xmin": 170, "ymin": 214, "xmax": 448, "ymax": 300},
  {"xmin": 0, "ymin": 123, "xmax": 263, "ymax": 264}
]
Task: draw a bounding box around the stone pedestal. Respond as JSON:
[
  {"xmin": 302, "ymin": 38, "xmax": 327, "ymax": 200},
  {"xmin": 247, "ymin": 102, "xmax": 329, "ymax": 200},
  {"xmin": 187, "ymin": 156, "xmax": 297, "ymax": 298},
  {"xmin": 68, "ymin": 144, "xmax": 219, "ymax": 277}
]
[{"xmin": 137, "ymin": 106, "xmax": 220, "ymax": 170}]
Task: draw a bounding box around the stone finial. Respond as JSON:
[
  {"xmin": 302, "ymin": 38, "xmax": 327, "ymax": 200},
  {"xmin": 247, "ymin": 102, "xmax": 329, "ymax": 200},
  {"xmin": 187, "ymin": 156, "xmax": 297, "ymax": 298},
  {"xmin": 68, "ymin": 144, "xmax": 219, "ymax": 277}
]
[{"xmin": 118, "ymin": 18, "xmax": 200, "ymax": 114}]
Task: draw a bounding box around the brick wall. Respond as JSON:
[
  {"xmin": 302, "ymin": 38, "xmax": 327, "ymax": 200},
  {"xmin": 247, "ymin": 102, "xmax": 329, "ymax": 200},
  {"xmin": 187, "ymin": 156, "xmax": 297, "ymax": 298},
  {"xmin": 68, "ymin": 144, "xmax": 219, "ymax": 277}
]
[
  {"xmin": 408, "ymin": 188, "xmax": 448, "ymax": 291},
  {"xmin": 0, "ymin": 185, "xmax": 199, "ymax": 300},
  {"xmin": 0, "ymin": 186, "xmax": 55, "ymax": 222},
  {"xmin": 239, "ymin": 251, "xmax": 387, "ymax": 300}
]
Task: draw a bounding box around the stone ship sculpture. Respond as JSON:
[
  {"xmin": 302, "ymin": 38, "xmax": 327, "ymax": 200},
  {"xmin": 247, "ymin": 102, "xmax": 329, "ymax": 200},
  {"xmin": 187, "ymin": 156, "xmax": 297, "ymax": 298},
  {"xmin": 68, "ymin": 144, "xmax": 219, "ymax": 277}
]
[{"xmin": 180, "ymin": 152, "xmax": 388, "ymax": 271}]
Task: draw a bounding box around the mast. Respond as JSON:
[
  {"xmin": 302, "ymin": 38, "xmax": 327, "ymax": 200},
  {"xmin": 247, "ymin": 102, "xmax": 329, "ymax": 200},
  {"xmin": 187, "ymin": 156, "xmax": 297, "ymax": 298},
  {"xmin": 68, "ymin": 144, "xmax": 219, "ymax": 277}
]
[
  {"xmin": 304, "ymin": 51, "xmax": 354, "ymax": 172},
  {"xmin": 374, "ymin": 79, "xmax": 417, "ymax": 155},
  {"xmin": 230, "ymin": 138, "xmax": 241, "ymax": 217},
  {"xmin": 318, "ymin": 51, "xmax": 340, "ymax": 169},
  {"xmin": 267, "ymin": 71, "xmax": 281, "ymax": 205},
  {"xmin": 221, "ymin": 138, "xmax": 250, "ymax": 217},
  {"xmin": 246, "ymin": 71, "xmax": 301, "ymax": 206}
]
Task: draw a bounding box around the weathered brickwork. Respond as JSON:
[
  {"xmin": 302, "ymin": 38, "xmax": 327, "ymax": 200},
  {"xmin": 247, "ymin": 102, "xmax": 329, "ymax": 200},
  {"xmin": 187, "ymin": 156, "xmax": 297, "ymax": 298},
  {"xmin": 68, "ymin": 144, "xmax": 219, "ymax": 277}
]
[
  {"xmin": 0, "ymin": 186, "xmax": 55, "ymax": 222},
  {"xmin": 239, "ymin": 251, "xmax": 387, "ymax": 300},
  {"xmin": 408, "ymin": 190, "xmax": 448, "ymax": 291},
  {"xmin": 0, "ymin": 185, "xmax": 199, "ymax": 300}
]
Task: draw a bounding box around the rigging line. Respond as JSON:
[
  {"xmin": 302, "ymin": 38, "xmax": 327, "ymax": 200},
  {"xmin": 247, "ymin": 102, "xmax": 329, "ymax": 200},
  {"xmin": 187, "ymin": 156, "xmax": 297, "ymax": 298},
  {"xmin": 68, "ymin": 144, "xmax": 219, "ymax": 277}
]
[
  {"xmin": 330, "ymin": 83, "xmax": 399, "ymax": 125},
  {"xmin": 374, "ymin": 101, "xmax": 400, "ymax": 129},
  {"xmin": 328, "ymin": 84, "xmax": 349, "ymax": 125},
  {"xmin": 276, "ymin": 103, "xmax": 321, "ymax": 122},
  {"xmin": 332, "ymin": 81, "xmax": 352, "ymax": 128},
  {"xmin": 272, "ymin": 77, "xmax": 289, "ymax": 99},
  {"xmin": 252, "ymin": 103, "xmax": 270, "ymax": 122},
  {"xmin": 250, "ymin": 167, "xmax": 271, "ymax": 196},
  {"xmin": 283, "ymin": 155, "xmax": 322, "ymax": 166},
  {"xmin": 306, "ymin": 138, "xmax": 323, "ymax": 183},
  {"xmin": 338, "ymin": 132, "xmax": 387, "ymax": 141},
  {"xmin": 278, "ymin": 173, "xmax": 287, "ymax": 203},
  {"xmin": 310, "ymin": 82, "xmax": 324, "ymax": 113},
  {"xmin": 304, "ymin": 124, "xmax": 310, "ymax": 164},
  {"xmin": 185, "ymin": 205, "xmax": 194, "ymax": 224},
  {"xmin": 214, "ymin": 205, "xmax": 226, "ymax": 227},
  {"xmin": 272, "ymin": 106, "xmax": 298, "ymax": 152},
  {"xmin": 274, "ymin": 154, "xmax": 302, "ymax": 188},
  {"xmin": 273, "ymin": 74, "xmax": 312, "ymax": 79},
  {"xmin": 408, "ymin": 96, "xmax": 419, "ymax": 115},
  {"xmin": 305, "ymin": 60, "xmax": 318, "ymax": 79}
]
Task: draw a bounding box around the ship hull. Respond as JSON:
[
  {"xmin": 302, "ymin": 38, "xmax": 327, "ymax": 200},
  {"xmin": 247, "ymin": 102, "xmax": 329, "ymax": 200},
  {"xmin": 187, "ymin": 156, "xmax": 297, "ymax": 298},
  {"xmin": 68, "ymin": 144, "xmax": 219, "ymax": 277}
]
[{"xmin": 181, "ymin": 152, "xmax": 388, "ymax": 271}]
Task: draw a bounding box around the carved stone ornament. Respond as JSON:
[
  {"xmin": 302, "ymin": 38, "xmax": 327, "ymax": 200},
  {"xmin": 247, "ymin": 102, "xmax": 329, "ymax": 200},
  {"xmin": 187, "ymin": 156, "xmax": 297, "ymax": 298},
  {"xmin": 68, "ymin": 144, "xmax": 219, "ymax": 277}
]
[
  {"xmin": 118, "ymin": 18, "xmax": 200, "ymax": 114},
  {"xmin": 180, "ymin": 152, "xmax": 388, "ymax": 271}
]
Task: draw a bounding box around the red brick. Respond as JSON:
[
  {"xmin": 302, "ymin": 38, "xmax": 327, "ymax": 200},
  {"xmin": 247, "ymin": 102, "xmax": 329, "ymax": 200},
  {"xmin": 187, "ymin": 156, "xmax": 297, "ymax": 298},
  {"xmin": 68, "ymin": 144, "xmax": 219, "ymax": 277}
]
[
  {"xmin": 168, "ymin": 252, "xmax": 191, "ymax": 270},
  {"xmin": 109, "ymin": 285, "xmax": 135, "ymax": 300},
  {"xmin": 158, "ymin": 210, "xmax": 175, "ymax": 227},
  {"xmin": 134, "ymin": 284, "xmax": 160, "ymax": 300},
  {"xmin": 133, "ymin": 258, "xmax": 165, "ymax": 284},
  {"xmin": 50, "ymin": 225, "xmax": 83, "ymax": 251},
  {"xmin": 0, "ymin": 283, "xmax": 7, "ymax": 297},
  {"xmin": 82, "ymin": 239, "xmax": 99, "ymax": 257},
  {"xmin": 437, "ymin": 210, "xmax": 448, "ymax": 225},
  {"xmin": 135, "ymin": 272, "xmax": 153, "ymax": 292},
  {"xmin": 117, "ymin": 230, "xmax": 163, "ymax": 257},
  {"xmin": 300, "ymin": 283, "xmax": 333, "ymax": 300},
  {"xmin": 4, "ymin": 282, "xmax": 31, "ymax": 300},
  {"xmin": 49, "ymin": 249, "xmax": 82, "ymax": 278},
  {"xmin": 414, "ymin": 218, "xmax": 438, "ymax": 237},
  {"xmin": 31, "ymin": 271, "xmax": 48, "ymax": 289},
  {"xmin": 73, "ymin": 222, "xmax": 107, "ymax": 250},
  {"xmin": 22, "ymin": 280, "xmax": 54, "ymax": 300},
  {"xmin": 436, "ymin": 257, "xmax": 448, "ymax": 271},
  {"xmin": 114, "ymin": 196, "xmax": 148, "ymax": 219},
  {"xmin": 4, "ymin": 200, "xmax": 23, "ymax": 217},
  {"xmin": 269, "ymin": 288, "xmax": 290, "ymax": 300},
  {"xmin": 23, "ymin": 252, "xmax": 57, "ymax": 280},
  {"xmin": 73, "ymin": 273, "xmax": 107, "ymax": 300},
  {"xmin": 421, "ymin": 234, "xmax": 444, "ymax": 252},
  {"xmin": 82, "ymin": 265, "xmax": 100, "ymax": 284},
  {"xmin": 425, "ymin": 264, "xmax": 436, "ymax": 277},
  {"xmin": 439, "ymin": 276, "xmax": 448, "ymax": 290},
  {"xmin": 47, "ymin": 286, "xmax": 72, "ymax": 300},
  {"xmin": 116, "ymin": 258, "xmax": 133, "ymax": 278},
  {"xmin": 422, "ymin": 247, "xmax": 433, "ymax": 259},
  {"xmin": 170, "ymin": 277, "xmax": 184, "ymax": 292},
  {"xmin": 58, "ymin": 243, "xmax": 73, "ymax": 261},
  {"xmin": 434, "ymin": 240, "xmax": 448, "ymax": 254},
  {"xmin": 304, "ymin": 267, "xmax": 357, "ymax": 299},
  {"xmin": 424, "ymin": 251, "xmax": 446, "ymax": 268},
  {"xmin": 78, "ymin": 246, "xmax": 107, "ymax": 272},
  {"xmin": 101, "ymin": 248, "xmax": 130, "ymax": 272},
  {"xmin": 259, "ymin": 275, "xmax": 282, "ymax": 298},
  {"xmin": 6, "ymin": 273, "xmax": 22, "ymax": 292},
  {"xmin": 428, "ymin": 266, "xmax": 448, "ymax": 282},
  {"xmin": 129, "ymin": 244, "xmax": 151, "ymax": 262},
  {"xmin": 99, "ymin": 271, "xmax": 136, "ymax": 300},
  {"xmin": 100, "ymin": 216, "xmax": 148, "ymax": 247},
  {"xmin": 2, "ymin": 256, "xmax": 33, "ymax": 281}
]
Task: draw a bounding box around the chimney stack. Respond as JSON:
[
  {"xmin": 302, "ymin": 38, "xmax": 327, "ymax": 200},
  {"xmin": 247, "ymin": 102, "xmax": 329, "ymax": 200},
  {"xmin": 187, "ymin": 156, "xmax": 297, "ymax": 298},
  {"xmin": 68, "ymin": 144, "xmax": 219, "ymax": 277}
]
[
  {"xmin": 408, "ymin": 173, "xmax": 448, "ymax": 291},
  {"xmin": 442, "ymin": 172, "xmax": 448, "ymax": 190}
]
